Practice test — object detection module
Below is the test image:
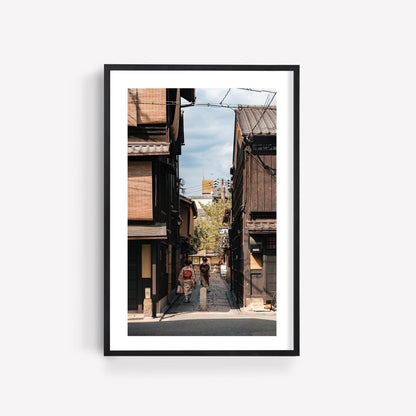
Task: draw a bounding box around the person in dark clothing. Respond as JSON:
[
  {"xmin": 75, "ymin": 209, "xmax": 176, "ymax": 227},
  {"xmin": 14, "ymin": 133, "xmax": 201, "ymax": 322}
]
[{"xmin": 199, "ymin": 257, "xmax": 210, "ymax": 291}]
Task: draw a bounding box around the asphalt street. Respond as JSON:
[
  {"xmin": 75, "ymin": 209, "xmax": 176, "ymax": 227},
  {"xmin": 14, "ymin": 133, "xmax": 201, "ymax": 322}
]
[{"xmin": 128, "ymin": 316, "xmax": 276, "ymax": 336}]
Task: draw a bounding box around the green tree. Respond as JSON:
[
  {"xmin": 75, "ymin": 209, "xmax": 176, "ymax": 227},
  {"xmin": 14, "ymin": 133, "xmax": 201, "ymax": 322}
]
[{"xmin": 193, "ymin": 198, "xmax": 231, "ymax": 256}]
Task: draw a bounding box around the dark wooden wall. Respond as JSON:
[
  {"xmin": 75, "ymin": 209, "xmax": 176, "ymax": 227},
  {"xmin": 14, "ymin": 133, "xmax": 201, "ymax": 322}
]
[{"xmin": 247, "ymin": 152, "xmax": 276, "ymax": 214}]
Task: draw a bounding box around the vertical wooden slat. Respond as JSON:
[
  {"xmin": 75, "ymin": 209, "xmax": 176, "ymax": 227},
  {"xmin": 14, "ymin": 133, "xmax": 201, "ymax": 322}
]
[
  {"xmin": 137, "ymin": 89, "xmax": 166, "ymax": 124},
  {"xmin": 128, "ymin": 161, "xmax": 153, "ymax": 220},
  {"xmin": 141, "ymin": 244, "xmax": 151, "ymax": 278},
  {"xmin": 265, "ymin": 154, "xmax": 268, "ymax": 212},
  {"xmin": 253, "ymin": 156, "xmax": 256, "ymax": 212},
  {"xmin": 128, "ymin": 88, "xmax": 167, "ymax": 126},
  {"xmin": 260, "ymin": 154, "xmax": 265, "ymax": 211},
  {"xmin": 128, "ymin": 88, "xmax": 138, "ymax": 126},
  {"xmin": 258, "ymin": 155, "xmax": 262, "ymax": 211},
  {"xmin": 271, "ymin": 155, "xmax": 274, "ymax": 211},
  {"xmin": 170, "ymin": 89, "xmax": 181, "ymax": 141},
  {"xmin": 272, "ymin": 154, "xmax": 275, "ymax": 211},
  {"xmin": 248, "ymin": 157, "xmax": 252, "ymax": 213},
  {"xmin": 248, "ymin": 152, "xmax": 278, "ymax": 213},
  {"xmin": 264, "ymin": 155, "xmax": 271, "ymax": 211}
]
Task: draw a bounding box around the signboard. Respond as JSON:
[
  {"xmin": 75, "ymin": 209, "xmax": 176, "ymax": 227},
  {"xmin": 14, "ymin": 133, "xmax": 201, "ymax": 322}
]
[{"xmin": 202, "ymin": 179, "xmax": 214, "ymax": 194}]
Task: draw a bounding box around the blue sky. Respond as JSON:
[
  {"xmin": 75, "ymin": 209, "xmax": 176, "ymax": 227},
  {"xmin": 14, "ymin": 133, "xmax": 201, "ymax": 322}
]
[{"xmin": 180, "ymin": 88, "xmax": 276, "ymax": 197}]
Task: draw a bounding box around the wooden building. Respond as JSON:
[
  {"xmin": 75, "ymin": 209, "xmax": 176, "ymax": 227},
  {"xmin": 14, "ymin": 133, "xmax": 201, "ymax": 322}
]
[
  {"xmin": 179, "ymin": 195, "xmax": 198, "ymax": 257},
  {"xmin": 128, "ymin": 88, "xmax": 195, "ymax": 316},
  {"xmin": 230, "ymin": 106, "xmax": 277, "ymax": 308},
  {"xmin": 221, "ymin": 207, "xmax": 232, "ymax": 281},
  {"xmin": 189, "ymin": 250, "xmax": 222, "ymax": 269}
]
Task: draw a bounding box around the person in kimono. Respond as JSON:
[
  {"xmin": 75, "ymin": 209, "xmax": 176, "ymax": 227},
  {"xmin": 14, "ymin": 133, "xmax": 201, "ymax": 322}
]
[
  {"xmin": 199, "ymin": 257, "xmax": 210, "ymax": 291},
  {"xmin": 178, "ymin": 259, "xmax": 196, "ymax": 303}
]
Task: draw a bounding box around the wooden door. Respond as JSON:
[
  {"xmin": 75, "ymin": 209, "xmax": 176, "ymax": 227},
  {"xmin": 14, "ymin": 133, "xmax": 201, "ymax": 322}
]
[
  {"xmin": 250, "ymin": 270, "xmax": 264, "ymax": 297},
  {"xmin": 128, "ymin": 241, "xmax": 143, "ymax": 311},
  {"xmin": 264, "ymin": 253, "xmax": 276, "ymax": 301},
  {"xmin": 159, "ymin": 244, "xmax": 169, "ymax": 299}
]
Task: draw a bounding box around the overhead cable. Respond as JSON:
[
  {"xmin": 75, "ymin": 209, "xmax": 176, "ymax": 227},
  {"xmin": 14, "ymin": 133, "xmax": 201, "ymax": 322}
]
[
  {"xmin": 237, "ymin": 88, "xmax": 276, "ymax": 94},
  {"xmin": 219, "ymin": 88, "xmax": 231, "ymax": 105}
]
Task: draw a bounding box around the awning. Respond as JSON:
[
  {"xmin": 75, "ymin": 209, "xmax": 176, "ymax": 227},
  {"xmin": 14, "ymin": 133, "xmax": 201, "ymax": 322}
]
[{"xmin": 128, "ymin": 224, "xmax": 167, "ymax": 239}]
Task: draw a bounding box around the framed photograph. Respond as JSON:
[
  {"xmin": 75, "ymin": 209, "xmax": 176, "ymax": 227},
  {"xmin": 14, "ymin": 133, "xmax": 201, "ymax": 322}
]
[{"xmin": 104, "ymin": 65, "xmax": 299, "ymax": 356}]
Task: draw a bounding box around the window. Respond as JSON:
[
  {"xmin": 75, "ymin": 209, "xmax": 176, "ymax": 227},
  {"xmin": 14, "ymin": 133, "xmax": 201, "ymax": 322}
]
[
  {"xmin": 252, "ymin": 142, "xmax": 276, "ymax": 154},
  {"xmin": 250, "ymin": 211, "xmax": 276, "ymax": 220},
  {"xmin": 266, "ymin": 236, "xmax": 276, "ymax": 249}
]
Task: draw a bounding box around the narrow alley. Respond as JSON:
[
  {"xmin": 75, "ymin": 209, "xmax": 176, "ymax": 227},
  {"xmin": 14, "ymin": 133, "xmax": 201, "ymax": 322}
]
[{"xmin": 128, "ymin": 272, "xmax": 276, "ymax": 336}]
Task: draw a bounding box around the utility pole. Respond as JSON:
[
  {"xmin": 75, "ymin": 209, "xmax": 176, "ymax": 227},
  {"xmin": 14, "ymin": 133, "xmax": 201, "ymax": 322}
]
[{"xmin": 221, "ymin": 178, "xmax": 225, "ymax": 200}]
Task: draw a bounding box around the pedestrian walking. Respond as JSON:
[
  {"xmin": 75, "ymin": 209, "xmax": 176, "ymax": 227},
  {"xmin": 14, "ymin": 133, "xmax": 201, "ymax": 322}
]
[
  {"xmin": 178, "ymin": 259, "xmax": 196, "ymax": 303},
  {"xmin": 199, "ymin": 257, "xmax": 210, "ymax": 291}
]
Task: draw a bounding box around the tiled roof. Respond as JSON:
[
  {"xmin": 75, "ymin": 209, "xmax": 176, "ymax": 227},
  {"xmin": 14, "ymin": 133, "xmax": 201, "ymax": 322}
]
[
  {"xmin": 247, "ymin": 220, "xmax": 276, "ymax": 232},
  {"xmin": 235, "ymin": 106, "xmax": 276, "ymax": 136},
  {"xmin": 128, "ymin": 142, "xmax": 170, "ymax": 155},
  {"xmin": 128, "ymin": 224, "xmax": 167, "ymax": 238}
]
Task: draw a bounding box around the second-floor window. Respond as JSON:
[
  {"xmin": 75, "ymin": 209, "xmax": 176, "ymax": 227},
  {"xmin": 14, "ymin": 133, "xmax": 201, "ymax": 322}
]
[{"xmin": 252, "ymin": 142, "xmax": 276, "ymax": 154}]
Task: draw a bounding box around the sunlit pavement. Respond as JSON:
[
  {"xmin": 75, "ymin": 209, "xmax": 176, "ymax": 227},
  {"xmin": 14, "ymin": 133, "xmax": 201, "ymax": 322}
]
[
  {"xmin": 166, "ymin": 272, "xmax": 236, "ymax": 314},
  {"xmin": 128, "ymin": 272, "xmax": 276, "ymax": 336}
]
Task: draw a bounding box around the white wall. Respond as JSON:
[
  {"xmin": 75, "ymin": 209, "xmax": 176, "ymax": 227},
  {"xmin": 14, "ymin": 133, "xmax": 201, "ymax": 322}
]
[{"xmin": 0, "ymin": 1, "xmax": 415, "ymax": 415}]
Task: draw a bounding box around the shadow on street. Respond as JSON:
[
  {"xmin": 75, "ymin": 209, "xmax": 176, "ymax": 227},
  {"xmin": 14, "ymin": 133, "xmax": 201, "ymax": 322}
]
[{"xmin": 128, "ymin": 318, "xmax": 276, "ymax": 336}]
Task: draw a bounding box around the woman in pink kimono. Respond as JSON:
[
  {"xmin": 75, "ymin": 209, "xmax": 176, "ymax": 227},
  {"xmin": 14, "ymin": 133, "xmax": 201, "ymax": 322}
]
[{"xmin": 178, "ymin": 259, "xmax": 196, "ymax": 303}]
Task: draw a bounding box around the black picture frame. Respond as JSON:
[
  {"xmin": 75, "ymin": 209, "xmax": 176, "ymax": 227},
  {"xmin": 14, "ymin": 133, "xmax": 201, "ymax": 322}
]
[{"xmin": 104, "ymin": 65, "xmax": 300, "ymax": 356}]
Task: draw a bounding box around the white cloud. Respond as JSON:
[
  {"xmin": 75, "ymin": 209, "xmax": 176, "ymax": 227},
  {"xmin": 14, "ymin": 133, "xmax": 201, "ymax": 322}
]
[{"xmin": 180, "ymin": 88, "xmax": 276, "ymax": 196}]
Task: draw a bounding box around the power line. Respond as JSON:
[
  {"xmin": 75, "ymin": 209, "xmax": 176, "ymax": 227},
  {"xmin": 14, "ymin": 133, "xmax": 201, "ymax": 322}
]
[
  {"xmin": 241, "ymin": 91, "xmax": 277, "ymax": 176},
  {"xmin": 184, "ymin": 186, "xmax": 202, "ymax": 191},
  {"xmin": 265, "ymin": 92, "xmax": 275, "ymax": 107},
  {"xmin": 247, "ymin": 91, "xmax": 277, "ymax": 140},
  {"xmin": 246, "ymin": 149, "xmax": 276, "ymax": 176},
  {"xmin": 237, "ymin": 88, "xmax": 276, "ymax": 94},
  {"xmin": 219, "ymin": 88, "xmax": 231, "ymax": 105},
  {"xmin": 129, "ymin": 101, "xmax": 274, "ymax": 109},
  {"xmin": 183, "ymin": 186, "xmax": 203, "ymax": 191}
]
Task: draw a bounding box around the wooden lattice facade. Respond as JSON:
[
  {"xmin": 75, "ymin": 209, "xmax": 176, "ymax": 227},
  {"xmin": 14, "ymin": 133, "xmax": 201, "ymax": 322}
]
[
  {"xmin": 127, "ymin": 89, "xmax": 195, "ymax": 315},
  {"xmin": 230, "ymin": 106, "xmax": 277, "ymax": 308}
]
